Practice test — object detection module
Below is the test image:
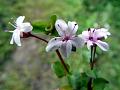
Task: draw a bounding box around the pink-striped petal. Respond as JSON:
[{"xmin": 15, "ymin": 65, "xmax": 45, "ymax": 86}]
[
  {"xmin": 46, "ymin": 37, "xmax": 62, "ymax": 52},
  {"xmin": 95, "ymin": 40, "xmax": 109, "ymax": 51},
  {"xmin": 55, "ymin": 19, "xmax": 68, "ymax": 36}
]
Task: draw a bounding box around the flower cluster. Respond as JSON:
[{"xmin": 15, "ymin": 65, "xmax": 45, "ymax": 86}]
[{"xmin": 9, "ymin": 16, "xmax": 111, "ymax": 57}]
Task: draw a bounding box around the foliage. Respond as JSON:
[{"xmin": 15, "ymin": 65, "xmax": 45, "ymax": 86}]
[
  {"xmin": 32, "ymin": 15, "xmax": 58, "ymax": 36},
  {"xmin": 51, "ymin": 61, "xmax": 67, "ymax": 78}
]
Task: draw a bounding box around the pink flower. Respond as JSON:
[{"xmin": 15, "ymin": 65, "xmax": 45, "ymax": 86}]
[
  {"xmin": 80, "ymin": 28, "xmax": 110, "ymax": 51},
  {"xmin": 46, "ymin": 19, "xmax": 85, "ymax": 57}
]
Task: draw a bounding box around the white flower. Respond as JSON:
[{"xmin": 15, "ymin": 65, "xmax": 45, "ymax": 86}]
[
  {"xmin": 10, "ymin": 16, "xmax": 33, "ymax": 46},
  {"xmin": 80, "ymin": 28, "xmax": 111, "ymax": 51},
  {"xmin": 46, "ymin": 19, "xmax": 85, "ymax": 57}
]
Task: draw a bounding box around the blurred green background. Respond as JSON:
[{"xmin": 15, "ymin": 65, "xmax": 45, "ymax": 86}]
[{"xmin": 0, "ymin": 0, "xmax": 120, "ymax": 90}]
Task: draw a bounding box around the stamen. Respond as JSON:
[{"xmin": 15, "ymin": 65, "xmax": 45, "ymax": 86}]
[
  {"xmin": 13, "ymin": 20, "xmax": 17, "ymax": 25},
  {"xmin": 10, "ymin": 17, "xmax": 17, "ymax": 26},
  {"xmin": 9, "ymin": 22, "xmax": 17, "ymax": 28},
  {"xmin": 89, "ymin": 37, "xmax": 93, "ymax": 40}
]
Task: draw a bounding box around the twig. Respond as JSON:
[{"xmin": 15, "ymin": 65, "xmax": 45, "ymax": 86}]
[
  {"xmin": 56, "ymin": 49, "xmax": 69, "ymax": 74},
  {"xmin": 30, "ymin": 33, "xmax": 69, "ymax": 74},
  {"xmin": 30, "ymin": 33, "xmax": 48, "ymax": 43}
]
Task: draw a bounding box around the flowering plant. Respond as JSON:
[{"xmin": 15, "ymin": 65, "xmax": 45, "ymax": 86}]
[{"xmin": 7, "ymin": 15, "xmax": 110, "ymax": 90}]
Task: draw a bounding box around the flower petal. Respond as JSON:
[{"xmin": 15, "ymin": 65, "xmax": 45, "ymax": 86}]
[
  {"xmin": 95, "ymin": 40, "xmax": 109, "ymax": 51},
  {"xmin": 55, "ymin": 19, "xmax": 68, "ymax": 36},
  {"xmin": 81, "ymin": 31, "xmax": 89, "ymax": 40},
  {"xmin": 60, "ymin": 40, "xmax": 72, "ymax": 58},
  {"xmin": 10, "ymin": 29, "xmax": 21, "ymax": 46},
  {"xmin": 87, "ymin": 40, "xmax": 93, "ymax": 50},
  {"xmin": 46, "ymin": 37, "xmax": 62, "ymax": 52},
  {"xmin": 68, "ymin": 21, "xmax": 78, "ymax": 34},
  {"xmin": 94, "ymin": 28, "xmax": 110, "ymax": 39},
  {"xmin": 16, "ymin": 16, "xmax": 25, "ymax": 26},
  {"xmin": 71, "ymin": 36, "xmax": 85, "ymax": 48},
  {"xmin": 21, "ymin": 22, "xmax": 33, "ymax": 32}
]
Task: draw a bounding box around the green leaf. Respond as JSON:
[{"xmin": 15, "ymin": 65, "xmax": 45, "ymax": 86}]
[
  {"xmin": 51, "ymin": 61, "xmax": 69, "ymax": 78},
  {"xmin": 68, "ymin": 72, "xmax": 89, "ymax": 90},
  {"xmin": 45, "ymin": 15, "xmax": 58, "ymax": 36},
  {"xmin": 32, "ymin": 21, "xmax": 48, "ymax": 33},
  {"xmin": 86, "ymin": 69, "xmax": 97, "ymax": 78},
  {"xmin": 80, "ymin": 73, "xmax": 90, "ymax": 87},
  {"xmin": 32, "ymin": 15, "xmax": 58, "ymax": 36},
  {"xmin": 49, "ymin": 15, "xmax": 57, "ymax": 27},
  {"xmin": 93, "ymin": 77, "xmax": 109, "ymax": 90}
]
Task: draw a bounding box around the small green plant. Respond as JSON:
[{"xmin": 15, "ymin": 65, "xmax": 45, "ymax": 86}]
[{"xmin": 6, "ymin": 15, "xmax": 110, "ymax": 90}]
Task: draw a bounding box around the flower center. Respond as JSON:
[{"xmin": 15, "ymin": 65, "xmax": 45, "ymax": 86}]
[
  {"xmin": 89, "ymin": 37, "xmax": 93, "ymax": 41},
  {"xmin": 62, "ymin": 36, "xmax": 70, "ymax": 41}
]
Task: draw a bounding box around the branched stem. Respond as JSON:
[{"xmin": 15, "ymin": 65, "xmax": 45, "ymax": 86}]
[{"xmin": 30, "ymin": 33, "xmax": 69, "ymax": 74}]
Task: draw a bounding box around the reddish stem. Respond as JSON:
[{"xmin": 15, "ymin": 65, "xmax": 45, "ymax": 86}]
[
  {"xmin": 30, "ymin": 33, "xmax": 48, "ymax": 43},
  {"xmin": 30, "ymin": 33, "xmax": 69, "ymax": 73},
  {"xmin": 56, "ymin": 49, "xmax": 69, "ymax": 73}
]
